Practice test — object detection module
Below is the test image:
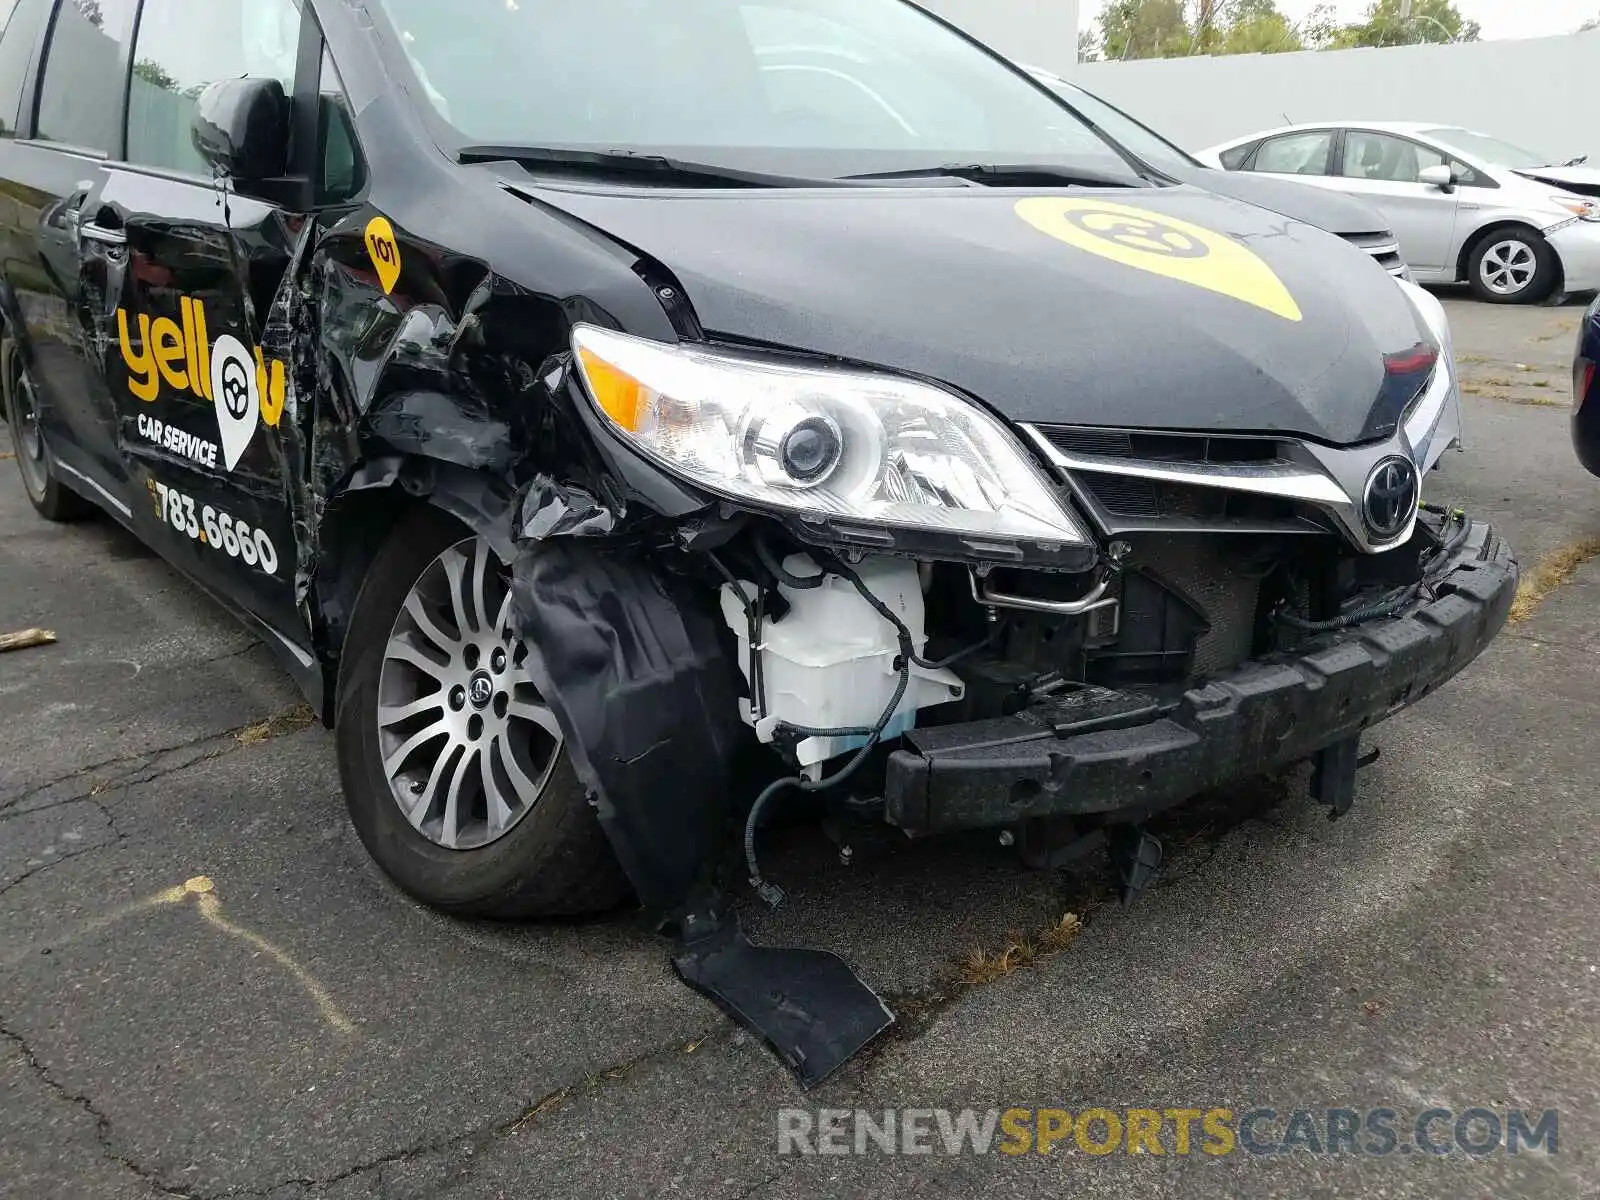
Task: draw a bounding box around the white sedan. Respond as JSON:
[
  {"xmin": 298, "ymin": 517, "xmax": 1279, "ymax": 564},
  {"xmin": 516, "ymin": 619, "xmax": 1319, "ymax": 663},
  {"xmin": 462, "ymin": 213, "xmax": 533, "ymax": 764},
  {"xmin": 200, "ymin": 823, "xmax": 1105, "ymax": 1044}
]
[{"xmin": 1198, "ymin": 122, "xmax": 1600, "ymax": 304}]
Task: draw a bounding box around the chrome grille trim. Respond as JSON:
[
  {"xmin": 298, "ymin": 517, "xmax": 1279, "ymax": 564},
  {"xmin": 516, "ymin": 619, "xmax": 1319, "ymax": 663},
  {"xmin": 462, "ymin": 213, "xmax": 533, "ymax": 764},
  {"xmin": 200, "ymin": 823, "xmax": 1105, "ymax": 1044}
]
[
  {"xmin": 1022, "ymin": 429, "xmax": 1348, "ymax": 506},
  {"xmin": 1023, "ymin": 361, "xmax": 1461, "ymax": 555}
]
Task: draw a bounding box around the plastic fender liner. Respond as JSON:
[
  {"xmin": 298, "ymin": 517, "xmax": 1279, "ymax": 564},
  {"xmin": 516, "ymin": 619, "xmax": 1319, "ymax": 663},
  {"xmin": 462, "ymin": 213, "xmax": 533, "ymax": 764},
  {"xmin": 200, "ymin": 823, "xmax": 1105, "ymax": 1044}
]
[
  {"xmin": 510, "ymin": 491, "xmax": 896, "ymax": 1086},
  {"xmin": 673, "ymin": 911, "xmax": 894, "ymax": 1089},
  {"xmin": 509, "ymin": 538, "xmax": 746, "ymax": 911}
]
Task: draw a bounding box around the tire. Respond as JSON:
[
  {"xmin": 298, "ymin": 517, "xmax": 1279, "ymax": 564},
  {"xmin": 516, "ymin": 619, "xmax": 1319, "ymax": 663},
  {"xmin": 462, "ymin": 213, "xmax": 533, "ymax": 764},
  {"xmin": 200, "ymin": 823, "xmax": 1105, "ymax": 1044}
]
[
  {"xmin": 1466, "ymin": 229, "xmax": 1559, "ymax": 305},
  {"xmin": 335, "ymin": 506, "xmax": 630, "ymax": 918},
  {"xmin": 1, "ymin": 338, "xmax": 94, "ymax": 521}
]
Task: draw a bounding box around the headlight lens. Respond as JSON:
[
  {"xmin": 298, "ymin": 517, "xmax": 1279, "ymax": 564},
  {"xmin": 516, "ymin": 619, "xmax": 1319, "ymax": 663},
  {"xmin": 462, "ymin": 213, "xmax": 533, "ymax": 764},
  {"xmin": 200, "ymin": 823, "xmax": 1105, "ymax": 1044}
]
[
  {"xmin": 571, "ymin": 324, "xmax": 1086, "ymax": 546},
  {"xmin": 1551, "ymin": 195, "xmax": 1600, "ymax": 221}
]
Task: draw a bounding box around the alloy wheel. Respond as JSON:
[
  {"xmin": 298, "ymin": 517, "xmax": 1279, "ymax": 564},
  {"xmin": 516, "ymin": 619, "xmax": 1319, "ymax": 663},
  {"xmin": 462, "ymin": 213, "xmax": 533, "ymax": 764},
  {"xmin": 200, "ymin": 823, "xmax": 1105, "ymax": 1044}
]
[
  {"xmin": 377, "ymin": 537, "xmax": 563, "ymax": 851},
  {"xmin": 1479, "ymin": 239, "xmax": 1538, "ymax": 297},
  {"xmin": 4, "ymin": 353, "xmax": 50, "ymax": 502}
]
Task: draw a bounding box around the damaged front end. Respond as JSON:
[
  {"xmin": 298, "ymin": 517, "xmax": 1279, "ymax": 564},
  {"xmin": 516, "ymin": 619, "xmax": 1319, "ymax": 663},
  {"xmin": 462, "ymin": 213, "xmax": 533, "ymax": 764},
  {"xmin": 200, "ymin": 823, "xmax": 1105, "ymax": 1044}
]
[{"xmin": 502, "ymin": 294, "xmax": 1515, "ymax": 1087}]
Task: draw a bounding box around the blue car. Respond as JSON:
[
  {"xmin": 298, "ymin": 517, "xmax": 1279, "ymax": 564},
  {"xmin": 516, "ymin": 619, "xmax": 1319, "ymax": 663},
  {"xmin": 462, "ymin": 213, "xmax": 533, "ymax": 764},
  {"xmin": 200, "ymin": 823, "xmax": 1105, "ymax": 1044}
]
[{"xmin": 1577, "ymin": 297, "xmax": 1600, "ymax": 476}]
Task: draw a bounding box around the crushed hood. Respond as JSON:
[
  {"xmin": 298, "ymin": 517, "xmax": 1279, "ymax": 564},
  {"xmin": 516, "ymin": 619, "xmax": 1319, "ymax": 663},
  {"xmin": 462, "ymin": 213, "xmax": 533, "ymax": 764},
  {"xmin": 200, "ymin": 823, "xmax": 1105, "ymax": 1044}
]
[{"xmin": 521, "ymin": 181, "xmax": 1430, "ymax": 446}]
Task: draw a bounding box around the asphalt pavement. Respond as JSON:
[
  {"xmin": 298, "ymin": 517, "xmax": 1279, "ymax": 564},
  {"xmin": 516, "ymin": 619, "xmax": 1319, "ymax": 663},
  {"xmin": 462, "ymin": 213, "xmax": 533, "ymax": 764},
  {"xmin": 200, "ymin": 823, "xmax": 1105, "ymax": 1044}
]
[{"xmin": 1, "ymin": 294, "xmax": 1597, "ymax": 1199}]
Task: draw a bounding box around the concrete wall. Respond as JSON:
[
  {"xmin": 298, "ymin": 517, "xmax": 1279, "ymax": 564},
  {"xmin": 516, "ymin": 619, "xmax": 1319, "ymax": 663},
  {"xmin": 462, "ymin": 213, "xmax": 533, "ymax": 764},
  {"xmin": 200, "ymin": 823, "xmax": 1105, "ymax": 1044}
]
[
  {"xmin": 922, "ymin": 0, "xmax": 1081, "ymax": 77},
  {"xmin": 1078, "ymin": 31, "xmax": 1600, "ymax": 161}
]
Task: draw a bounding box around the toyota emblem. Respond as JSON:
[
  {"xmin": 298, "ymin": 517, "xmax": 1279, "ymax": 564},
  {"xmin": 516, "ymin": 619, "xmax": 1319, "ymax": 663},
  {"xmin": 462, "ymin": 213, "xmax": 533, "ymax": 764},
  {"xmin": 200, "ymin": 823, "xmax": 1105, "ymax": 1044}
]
[{"xmin": 1362, "ymin": 456, "xmax": 1419, "ymax": 541}]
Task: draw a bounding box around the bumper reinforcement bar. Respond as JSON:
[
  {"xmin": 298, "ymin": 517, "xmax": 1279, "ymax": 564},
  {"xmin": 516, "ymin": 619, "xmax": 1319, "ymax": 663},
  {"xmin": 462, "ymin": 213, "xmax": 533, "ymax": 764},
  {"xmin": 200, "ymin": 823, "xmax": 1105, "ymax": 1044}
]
[{"xmin": 885, "ymin": 520, "xmax": 1516, "ymax": 833}]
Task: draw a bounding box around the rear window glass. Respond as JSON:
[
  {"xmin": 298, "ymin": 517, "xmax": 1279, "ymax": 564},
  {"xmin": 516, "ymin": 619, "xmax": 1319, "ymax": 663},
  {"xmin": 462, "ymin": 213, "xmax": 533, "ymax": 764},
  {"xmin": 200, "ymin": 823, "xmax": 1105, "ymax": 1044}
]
[{"xmin": 1218, "ymin": 141, "xmax": 1256, "ymax": 171}]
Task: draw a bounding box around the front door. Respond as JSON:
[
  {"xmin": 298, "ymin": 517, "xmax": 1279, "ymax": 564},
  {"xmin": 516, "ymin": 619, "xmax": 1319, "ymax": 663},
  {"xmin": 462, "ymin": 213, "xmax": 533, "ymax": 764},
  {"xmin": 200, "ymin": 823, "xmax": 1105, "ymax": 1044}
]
[
  {"xmin": 1332, "ymin": 131, "xmax": 1461, "ymax": 275},
  {"xmin": 92, "ymin": 0, "xmax": 308, "ymax": 637}
]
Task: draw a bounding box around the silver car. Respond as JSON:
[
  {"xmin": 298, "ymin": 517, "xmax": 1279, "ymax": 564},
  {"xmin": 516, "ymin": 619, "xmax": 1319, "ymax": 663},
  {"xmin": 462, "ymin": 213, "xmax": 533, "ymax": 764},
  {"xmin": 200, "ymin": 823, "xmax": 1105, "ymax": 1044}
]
[
  {"xmin": 1027, "ymin": 70, "xmax": 1412, "ymax": 281},
  {"xmin": 1198, "ymin": 122, "xmax": 1600, "ymax": 304}
]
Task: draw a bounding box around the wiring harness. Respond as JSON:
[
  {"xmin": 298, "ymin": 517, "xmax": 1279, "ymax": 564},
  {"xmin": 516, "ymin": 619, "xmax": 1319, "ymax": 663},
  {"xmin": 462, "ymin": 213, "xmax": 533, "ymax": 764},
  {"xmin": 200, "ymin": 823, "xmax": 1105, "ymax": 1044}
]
[{"xmin": 1274, "ymin": 504, "xmax": 1470, "ymax": 634}]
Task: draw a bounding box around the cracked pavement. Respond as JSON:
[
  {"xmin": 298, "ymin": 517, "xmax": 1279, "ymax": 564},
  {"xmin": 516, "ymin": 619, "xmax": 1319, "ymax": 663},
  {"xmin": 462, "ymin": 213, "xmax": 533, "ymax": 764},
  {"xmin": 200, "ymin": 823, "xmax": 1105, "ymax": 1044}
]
[{"xmin": 1, "ymin": 297, "xmax": 1598, "ymax": 1199}]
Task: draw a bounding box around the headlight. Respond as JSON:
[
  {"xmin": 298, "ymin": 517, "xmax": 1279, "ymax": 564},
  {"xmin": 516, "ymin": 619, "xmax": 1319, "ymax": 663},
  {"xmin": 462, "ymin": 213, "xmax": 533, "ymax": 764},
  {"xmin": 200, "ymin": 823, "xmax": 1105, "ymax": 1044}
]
[
  {"xmin": 571, "ymin": 324, "xmax": 1086, "ymax": 546},
  {"xmin": 1551, "ymin": 195, "xmax": 1600, "ymax": 221}
]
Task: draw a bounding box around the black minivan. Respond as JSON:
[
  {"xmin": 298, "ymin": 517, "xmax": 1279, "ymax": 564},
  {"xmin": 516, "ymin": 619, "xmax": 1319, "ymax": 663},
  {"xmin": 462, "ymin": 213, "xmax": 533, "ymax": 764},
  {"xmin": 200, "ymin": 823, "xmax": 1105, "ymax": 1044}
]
[{"xmin": 0, "ymin": 0, "xmax": 1513, "ymax": 942}]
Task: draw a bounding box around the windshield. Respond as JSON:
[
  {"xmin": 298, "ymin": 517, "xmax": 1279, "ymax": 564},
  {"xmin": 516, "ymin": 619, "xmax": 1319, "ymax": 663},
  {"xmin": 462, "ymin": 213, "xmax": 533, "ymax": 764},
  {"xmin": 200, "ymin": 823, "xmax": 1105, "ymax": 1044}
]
[
  {"xmin": 1033, "ymin": 74, "xmax": 1198, "ymax": 175},
  {"xmin": 1422, "ymin": 128, "xmax": 1552, "ymax": 169},
  {"xmin": 373, "ymin": 0, "xmax": 1144, "ymax": 184}
]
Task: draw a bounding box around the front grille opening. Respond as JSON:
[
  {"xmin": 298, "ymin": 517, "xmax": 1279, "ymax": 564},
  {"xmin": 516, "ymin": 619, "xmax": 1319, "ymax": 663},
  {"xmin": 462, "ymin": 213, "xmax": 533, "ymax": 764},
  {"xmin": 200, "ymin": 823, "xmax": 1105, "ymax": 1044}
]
[
  {"xmin": 1038, "ymin": 425, "xmax": 1281, "ymax": 466},
  {"xmin": 1078, "ymin": 471, "xmax": 1301, "ymax": 524}
]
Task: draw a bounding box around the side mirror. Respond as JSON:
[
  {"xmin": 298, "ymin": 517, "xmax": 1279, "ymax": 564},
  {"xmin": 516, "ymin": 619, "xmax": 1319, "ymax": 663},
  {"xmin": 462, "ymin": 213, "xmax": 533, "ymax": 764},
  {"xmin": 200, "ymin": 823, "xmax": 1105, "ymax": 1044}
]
[
  {"xmin": 1419, "ymin": 164, "xmax": 1455, "ymax": 192},
  {"xmin": 190, "ymin": 77, "xmax": 290, "ymax": 185}
]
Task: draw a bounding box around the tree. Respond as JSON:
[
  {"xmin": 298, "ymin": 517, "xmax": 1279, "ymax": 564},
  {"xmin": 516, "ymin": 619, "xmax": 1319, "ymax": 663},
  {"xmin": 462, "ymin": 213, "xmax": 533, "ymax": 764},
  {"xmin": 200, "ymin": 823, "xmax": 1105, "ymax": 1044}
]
[
  {"xmin": 1223, "ymin": 10, "xmax": 1303, "ymax": 53},
  {"xmin": 72, "ymin": 0, "xmax": 103, "ymax": 27},
  {"xmin": 1581, "ymin": 12, "xmax": 1600, "ymax": 32},
  {"xmin": 1098, "ymin": 0, "xmax": 1192, "ymax": 60},
  {"xmin": 1331, "ymin": 0, "xmax": 1482, "ymax": 47},
  {"xmin": 1086, "ymin": 0, "xmax": 1309, "ymax": 59},
  {"xmin": 132, "ymin": 59, "xmax": 181, "ymax": 92},
  {"xmin": 1299, "ymin": 2, "xmax": 1343, "ymax": 48}
]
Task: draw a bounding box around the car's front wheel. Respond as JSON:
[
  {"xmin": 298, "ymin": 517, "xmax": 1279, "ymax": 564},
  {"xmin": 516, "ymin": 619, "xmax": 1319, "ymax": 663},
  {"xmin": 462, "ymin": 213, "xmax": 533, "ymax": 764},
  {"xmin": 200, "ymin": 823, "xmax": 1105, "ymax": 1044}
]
[
  {"xmin": 1467, "ymin": 229, "xmax": 1559, "ymax": 304},
  {"xmin": 335, "ymin": 507, "xmax": 629, "ymax": 917},
  {"xmin": 1, "ymin": 338, "xmax": 93, "ymax": 521}
]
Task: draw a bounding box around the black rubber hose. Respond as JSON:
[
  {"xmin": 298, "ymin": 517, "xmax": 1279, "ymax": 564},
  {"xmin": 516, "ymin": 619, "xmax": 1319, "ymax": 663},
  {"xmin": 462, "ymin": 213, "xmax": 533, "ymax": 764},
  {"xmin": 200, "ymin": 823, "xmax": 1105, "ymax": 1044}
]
[
  {"xmin": 744, "ymin": 661, "xmax": 911, "ymax": 907},
  {"xmin": 708, "ymin": 552, "xmax": 765, "ymax": 721},
  {"xmin": 740, "ymin": 546, "xmax": 983, "ymax": 905},
  {"xmin": 756, "ymin": 535, "xmax": 825, "ymax": 590}
]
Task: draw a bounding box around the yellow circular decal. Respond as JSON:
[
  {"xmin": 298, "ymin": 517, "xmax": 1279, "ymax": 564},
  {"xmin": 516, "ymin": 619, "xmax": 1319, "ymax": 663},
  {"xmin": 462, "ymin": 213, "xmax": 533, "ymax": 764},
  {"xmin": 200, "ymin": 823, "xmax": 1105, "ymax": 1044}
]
[
  {"xmin": 1015, "ymin": 197, "xmax": 1303, "ymax": 322},
  {"xmin": 364, "ymin": 216, "xmax": 403, "ymax": 296}
]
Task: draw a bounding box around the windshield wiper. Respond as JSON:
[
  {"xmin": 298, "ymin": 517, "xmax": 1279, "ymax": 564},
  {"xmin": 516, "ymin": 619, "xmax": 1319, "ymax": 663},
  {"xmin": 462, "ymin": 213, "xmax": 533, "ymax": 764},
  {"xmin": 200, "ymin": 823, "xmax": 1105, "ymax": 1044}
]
[
  {"xmin": 843, "ymin": 162, "xmax": 1143, "ymax": 188},
  {"xmin": 1562, "ymin": 154, "xmax": 1590, "ymax": 167},
  {"xmin": 457, "ymin": 145, "xmax": 847, "ymax": 188}
]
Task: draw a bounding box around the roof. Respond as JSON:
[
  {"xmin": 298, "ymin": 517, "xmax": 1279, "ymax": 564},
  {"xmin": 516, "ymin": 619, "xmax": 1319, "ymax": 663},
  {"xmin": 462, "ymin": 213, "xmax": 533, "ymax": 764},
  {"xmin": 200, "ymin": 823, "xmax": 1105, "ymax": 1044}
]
[{"xmin": 1203, "ymin": 120, "xmax": 1469, "ymax": 152}]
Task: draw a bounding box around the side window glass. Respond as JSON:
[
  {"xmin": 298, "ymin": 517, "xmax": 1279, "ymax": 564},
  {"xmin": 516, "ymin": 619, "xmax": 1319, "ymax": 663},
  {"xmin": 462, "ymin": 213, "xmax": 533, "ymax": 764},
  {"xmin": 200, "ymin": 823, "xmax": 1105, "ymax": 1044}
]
[
  {"xmin": 36, "ymin": 0, "xmax": 138, "ymax": 150},
  {"xmin": 126, "ymin": 0, "xmax": 301, "ymax": 174},
  {"xmin": 1218, "ymin": 141, "xmax": 1256, "ymax": 171},
  {"xmin": 1342, "ymin": 132, "xmax": 1445, "ymax": 184},
  {"xmin": 0, "ymin": 0, "xmax": 48, "ymax": 135},
  {"xmin": 1249, "ymin": 131, "xmax": 1333, "ymax": 176},
  {"xmin": 1452, "ymin": 159, "xmax": 1488, "ymax": 187},
  {"xmin": 317, "ymin": 47, "xmax": 366, "ymax": 204}
]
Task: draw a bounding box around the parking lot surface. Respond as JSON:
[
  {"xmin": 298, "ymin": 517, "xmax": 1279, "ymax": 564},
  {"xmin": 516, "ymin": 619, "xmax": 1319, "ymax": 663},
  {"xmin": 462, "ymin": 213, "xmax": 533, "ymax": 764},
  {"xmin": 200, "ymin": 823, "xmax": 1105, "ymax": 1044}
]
[{"xmin": 1, "ymin": 295, "xmax": 1597, "ymax": 1199}]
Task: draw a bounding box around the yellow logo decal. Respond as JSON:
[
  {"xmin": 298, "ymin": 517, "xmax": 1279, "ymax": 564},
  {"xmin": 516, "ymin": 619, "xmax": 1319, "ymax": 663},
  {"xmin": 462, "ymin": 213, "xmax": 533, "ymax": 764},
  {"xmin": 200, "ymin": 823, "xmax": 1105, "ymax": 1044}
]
[
  {"xmin": 1015, "ymin": 197, "xmax": 1303, "ymax": 322},
  {"xmin": 364, "ymin": 216, "xmax": 402, "ymax": 295},
  {"xmin": 116, "ymin": 296, "xmax": 287, "ymax": 444}
]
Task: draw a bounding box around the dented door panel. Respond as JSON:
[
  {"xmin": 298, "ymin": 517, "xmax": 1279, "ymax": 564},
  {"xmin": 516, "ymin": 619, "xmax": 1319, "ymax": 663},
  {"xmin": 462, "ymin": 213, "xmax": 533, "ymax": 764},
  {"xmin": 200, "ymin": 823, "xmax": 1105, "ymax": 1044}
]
[{"xmin": 98, "ymin": 166, "xmax": 301, "ymax": 635}]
